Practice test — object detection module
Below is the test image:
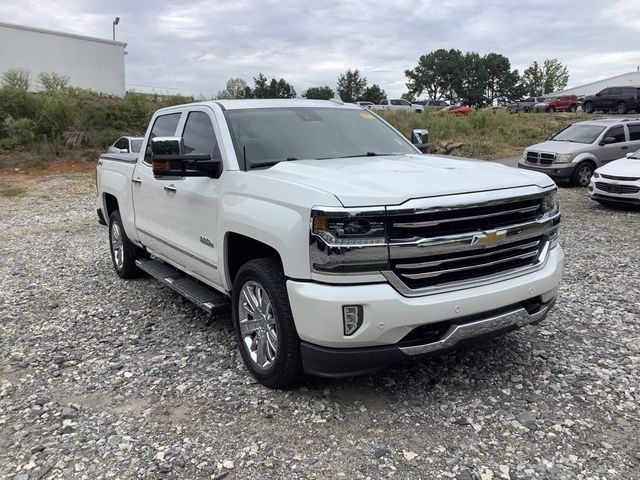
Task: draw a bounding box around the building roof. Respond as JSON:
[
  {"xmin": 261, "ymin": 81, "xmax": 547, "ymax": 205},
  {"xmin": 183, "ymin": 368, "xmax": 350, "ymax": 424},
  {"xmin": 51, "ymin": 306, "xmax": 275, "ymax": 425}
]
[
  {"xmin": 552, "ymin": 71, "xmax": 640, "ymax": 96},
  {"xmin": 0, "ymin": 21, "xmax": 126, "ymax": 48}
]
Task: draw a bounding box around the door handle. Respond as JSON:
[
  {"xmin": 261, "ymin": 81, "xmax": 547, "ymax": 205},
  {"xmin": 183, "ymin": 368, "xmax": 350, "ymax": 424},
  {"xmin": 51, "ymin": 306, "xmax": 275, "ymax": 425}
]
[
  {"xmin": 164, "ymin": 185, "xmax": 177, "ymax": 193},
  {"xmin": 621, "ymin": 146, "xmax": 628, "ymax": 150},
  {"xmin": 132, "ymin": 178, "xmax": 142, "ymax": 184}
]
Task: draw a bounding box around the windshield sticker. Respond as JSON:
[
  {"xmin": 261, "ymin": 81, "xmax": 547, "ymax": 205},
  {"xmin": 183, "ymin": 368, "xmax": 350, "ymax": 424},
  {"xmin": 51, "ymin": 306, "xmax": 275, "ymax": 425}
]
[{"xmin": 360, "ymin": 113, "xmax": 374, "ymax": 120}]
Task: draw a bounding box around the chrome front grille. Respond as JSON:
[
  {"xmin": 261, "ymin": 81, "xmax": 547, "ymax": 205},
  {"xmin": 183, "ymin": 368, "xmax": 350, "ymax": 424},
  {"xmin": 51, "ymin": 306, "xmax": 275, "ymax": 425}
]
[
  {"xmin": 526, "ymin": 151, "xmax": 555, "ymax": 165},
  {"xmin": 385, "ymin": 192, "xmax": 559, "ymax": 295},
  {"xmin": 595, "ymin": 182, "xmax": 640, "ymax": 194}
]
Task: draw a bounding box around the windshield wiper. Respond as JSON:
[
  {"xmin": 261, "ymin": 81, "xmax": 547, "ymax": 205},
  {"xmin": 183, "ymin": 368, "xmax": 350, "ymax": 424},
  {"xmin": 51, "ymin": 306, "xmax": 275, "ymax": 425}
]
[
  {"xmin": 248, "ymin": 157, "xmax": 298, "ymax": 169},
  {"xmin": 319, "ymin": 152, "xmax": 401, "ymax": 159}
]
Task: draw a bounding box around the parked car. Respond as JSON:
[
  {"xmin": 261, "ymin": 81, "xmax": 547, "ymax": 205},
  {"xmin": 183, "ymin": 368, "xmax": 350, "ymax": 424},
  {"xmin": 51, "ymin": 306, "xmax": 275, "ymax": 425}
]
[
  {"xmin": 506, "ymin": 97, "xmax": 546, "ymax": 113},
  {"xmin": 582, "ymin": 86, "xmax": 640, "ymax": 114},
  {"xmin": 108, "ymin": 136, "xmax": 144, "ymax": 154},
  {"xmin": 354, "ymin": 101, "xmax": 374, "ymax": 109},
  {"xmin": 534, "ymin": 98, "xmax": 553, "ymax": 112},
  {"xmin": 413, "ymin": 99, "xmax": 449, "ymax": 110},
  {"xmin": 96, "ymin": 98, "xmax": 563, "ymax": 388},
  {"xmin": 518, "ymin": 118, "xmax": 640, "ymax": 186},
  {"xmin": 371, "ymin": 99, "xmax": 423, "ymax": 113},
  {"xmin": 439, "ymin": 105, "xmax": 471, "ymax": 116},
  {"xmin": 545, "ymin": 95, "xmax": 579, "ymax": 113},
  {"xmin": 588, "ymin": 149, "xmax": 640, "ymax": 207}
]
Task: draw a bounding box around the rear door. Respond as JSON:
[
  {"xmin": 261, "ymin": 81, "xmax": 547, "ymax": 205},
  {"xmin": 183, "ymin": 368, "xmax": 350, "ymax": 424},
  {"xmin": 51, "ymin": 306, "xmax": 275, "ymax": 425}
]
[
  {"xmin": 626, "ymin": 123, "xmax": 640, "ymax": 153},
  {"xmin": 131, "ymin": 112, "xmax": 183, "ymax": 257}
]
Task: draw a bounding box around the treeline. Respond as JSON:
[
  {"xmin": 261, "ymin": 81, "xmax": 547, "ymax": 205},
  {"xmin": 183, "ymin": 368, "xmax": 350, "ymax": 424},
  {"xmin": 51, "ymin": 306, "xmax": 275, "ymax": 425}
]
[
  {"xmin": 0, "ymin": 70, "xmax": 192, "ymax": 152},
  {"xmin": 218, "ymin": 51, "xmax": 569, "ymax": 107},
  {"xmin": 404, "ymin": 50, "xmax": 569, "ymax": 107}
]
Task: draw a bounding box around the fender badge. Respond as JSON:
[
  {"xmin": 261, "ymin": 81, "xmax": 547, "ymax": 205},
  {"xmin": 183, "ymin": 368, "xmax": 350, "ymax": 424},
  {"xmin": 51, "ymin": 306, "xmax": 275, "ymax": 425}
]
[{"xmin": 199, "ymin": 236, "xmax": 214, "ymax": 248}]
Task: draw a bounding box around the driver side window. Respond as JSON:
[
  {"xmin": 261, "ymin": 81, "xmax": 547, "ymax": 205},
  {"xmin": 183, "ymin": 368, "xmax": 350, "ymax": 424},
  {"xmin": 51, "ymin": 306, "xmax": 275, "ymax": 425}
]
[{"xmin": 605, "ymin": 125, "xmax": 625, "ymax": 143}]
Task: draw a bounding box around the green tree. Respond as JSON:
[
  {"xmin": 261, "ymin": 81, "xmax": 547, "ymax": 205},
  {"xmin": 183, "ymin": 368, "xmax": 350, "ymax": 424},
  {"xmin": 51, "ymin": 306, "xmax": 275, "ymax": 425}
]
[
  {"xmin": 459, "ymin": 52, "xmax": 488, "ymax": 107},
  {"xmin": 405, "ymin": 49, "xmax": 464, "ymax": 103},
  {"xmin": 39, "ymin": 95, "xmax": 73, "ymax": 137},
  {"xmin": 302, "ymin": 86, "xmax": 334, "ymax": 100},
  {"xmin": 37, "ymin": 72, "xmax": 69, "ymax": 95},
  {"xmin": 360, "ymin": 84, "xmax": 386, "ymax": 104},
  {"xmin": 400, "ymin": 92, "xmax": 416, "ymax": 103},
  {"xmin": 483, "ymin": 53, "xmax": 521, "ymax": 105},
  {"xmin": 252, "ymin": 73, "xmax": 269, "ymax": 98},
  {"xmin": 216, "ymin": 78, "xmax": 250, "ymax": 99},
  {"xmin": 521, "ymin": 59, "xmax": 569, "ymax": 96},
  {"xmin": 337, "ymin": 69, "xmax": 367, "ymax": 103},
  {"xmin": 1, "ymin": 69, "xmax": 30, "ymax": 90},
  {"xmin": 542, "ymin": 58, "xmax": 569, "ymax": 94}
]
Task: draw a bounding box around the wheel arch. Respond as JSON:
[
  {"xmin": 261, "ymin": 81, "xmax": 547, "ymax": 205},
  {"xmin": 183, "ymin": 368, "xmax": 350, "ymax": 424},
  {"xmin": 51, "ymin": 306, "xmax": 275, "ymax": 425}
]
[{"xmin": 225, "ymin": 232, "xmax": 284, "ymax": 289}]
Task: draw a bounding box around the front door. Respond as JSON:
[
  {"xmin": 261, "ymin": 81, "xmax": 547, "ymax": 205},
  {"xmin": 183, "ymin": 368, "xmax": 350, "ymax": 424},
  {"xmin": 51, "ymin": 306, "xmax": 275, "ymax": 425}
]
[
  {"xmin": 599, "ymin": 125, "xmax": 629, "ymax": 165},
  {"xmin": 160, "ymin": 108, "xmax": 223, "ymax": 286}
]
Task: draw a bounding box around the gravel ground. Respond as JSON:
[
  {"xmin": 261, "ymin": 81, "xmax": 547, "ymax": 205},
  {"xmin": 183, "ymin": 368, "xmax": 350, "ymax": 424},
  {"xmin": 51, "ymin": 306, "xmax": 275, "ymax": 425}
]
[{"xmin": 1, "ymin": 172, "xmax": 639, "ymax": 480}]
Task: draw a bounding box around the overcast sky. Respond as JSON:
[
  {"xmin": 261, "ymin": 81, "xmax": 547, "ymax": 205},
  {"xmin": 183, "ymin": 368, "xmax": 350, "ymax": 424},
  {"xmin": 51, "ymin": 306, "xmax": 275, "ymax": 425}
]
[{"xmin": 2, "ymin": 0, "xmax": 639, "ymax": 98}]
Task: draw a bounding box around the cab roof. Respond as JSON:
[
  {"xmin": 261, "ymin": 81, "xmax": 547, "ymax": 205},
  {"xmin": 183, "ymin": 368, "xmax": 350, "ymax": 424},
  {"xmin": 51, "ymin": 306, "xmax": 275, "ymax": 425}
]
[{"xmin": 157, "ymin": 98, "xmax": 362, "ymax": 113}]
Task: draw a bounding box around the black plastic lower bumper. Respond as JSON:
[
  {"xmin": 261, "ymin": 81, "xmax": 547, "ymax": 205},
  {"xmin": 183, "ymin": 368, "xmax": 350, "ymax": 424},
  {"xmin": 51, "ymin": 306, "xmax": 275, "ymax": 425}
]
[
  {"xmin": 300, "ymin": 298, "xmax": 555, "ymax": 378},
  {"xmin": 590, "ymin": 193, "xmax": 640, "ymax": 207},
  {"xmin": 517, "ymin": 162, "xmax": 574, "ymax": 181}
]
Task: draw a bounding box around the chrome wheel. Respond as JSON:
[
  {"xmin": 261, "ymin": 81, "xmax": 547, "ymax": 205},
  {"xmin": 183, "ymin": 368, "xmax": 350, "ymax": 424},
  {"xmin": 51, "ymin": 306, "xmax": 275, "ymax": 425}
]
[
  {"xmin": 238, "ymin": 280, "xmax": 278, "ymax": 372},
  {"xmin": 110, "ymin": 221, "xmax": 124, "ymax": 269}
]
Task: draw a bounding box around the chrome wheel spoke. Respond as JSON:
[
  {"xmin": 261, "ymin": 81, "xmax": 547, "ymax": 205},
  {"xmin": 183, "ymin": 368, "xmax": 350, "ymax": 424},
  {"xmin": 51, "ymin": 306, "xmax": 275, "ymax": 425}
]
[{"xmin": 238, "ymin": 280, "xmax": 279, "ymax": 372}]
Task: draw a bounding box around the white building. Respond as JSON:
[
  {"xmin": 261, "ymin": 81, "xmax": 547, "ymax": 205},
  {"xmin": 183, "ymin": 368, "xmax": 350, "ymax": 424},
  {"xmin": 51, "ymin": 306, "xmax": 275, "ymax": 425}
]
[
  {"xmin": 0, "ymin": 22, "xmax": 126, "ymax": 97},
  {"xmin": 552, "ymin": 71, "xmax": 640, "ymax": 97}
]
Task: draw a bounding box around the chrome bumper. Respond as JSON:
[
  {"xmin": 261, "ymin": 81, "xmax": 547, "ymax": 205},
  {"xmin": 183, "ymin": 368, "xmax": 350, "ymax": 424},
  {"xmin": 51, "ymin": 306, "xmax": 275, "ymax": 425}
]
[{"xmin": 400, "ymin": 300, "xmax": 554, "ymax": 356}]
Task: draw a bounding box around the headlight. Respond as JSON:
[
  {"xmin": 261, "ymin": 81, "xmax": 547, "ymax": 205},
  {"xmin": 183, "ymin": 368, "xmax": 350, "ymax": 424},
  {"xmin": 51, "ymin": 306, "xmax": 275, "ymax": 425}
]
[
  {"xmin": 541, "ymin": 190, "xmax": 560, "ymax": 217},
  {"xmin": 593, "ymin": 171, "xmax": 600, "ymax": 179},
  {"xmin": 522, "ymin": 150, "xmax": 528, "ymax": 161},
  {"xmin": 310, "ymin": 208, "xmax": 388, "ymax": 274},
  {"xmin": 555, "ymin": 153, "xmax": 573, "ymax": 163}
]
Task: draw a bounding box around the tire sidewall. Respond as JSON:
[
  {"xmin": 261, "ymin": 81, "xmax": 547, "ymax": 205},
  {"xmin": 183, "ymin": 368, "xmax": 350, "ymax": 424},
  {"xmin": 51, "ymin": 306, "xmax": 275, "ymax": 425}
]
[
  {"xmin": 108, "ymin": 210, "xmax": 140, "ymax": 278},
  {"xmin": 231, "ymin": 259, "xmax": 301, "ymax": 388},
  {"xmin": 572, "ymin": 162, "xmax": 594, "ymax": 187}
]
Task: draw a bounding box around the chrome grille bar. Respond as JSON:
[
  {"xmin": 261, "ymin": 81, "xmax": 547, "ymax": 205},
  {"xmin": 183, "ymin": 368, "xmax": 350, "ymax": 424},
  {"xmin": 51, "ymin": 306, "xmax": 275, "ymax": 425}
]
[{"xmin": 393, "ymin": 204, "xmax": 540, "ymax": 229}]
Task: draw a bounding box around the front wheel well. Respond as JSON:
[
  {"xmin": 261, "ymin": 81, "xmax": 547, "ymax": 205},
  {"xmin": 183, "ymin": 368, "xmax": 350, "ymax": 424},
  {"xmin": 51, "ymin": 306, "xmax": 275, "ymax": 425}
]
[
  {"xmin": 103, "ymin": 193, "xmax": 119, "ymax": 219},
  {"xmin": 226, "ymin": 233, "xmax": 282, "ymax": 287}
]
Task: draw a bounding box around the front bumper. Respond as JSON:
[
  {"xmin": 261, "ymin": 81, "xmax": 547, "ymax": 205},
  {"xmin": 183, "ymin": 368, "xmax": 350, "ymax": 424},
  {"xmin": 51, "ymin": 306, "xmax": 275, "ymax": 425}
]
[
  {"xmin": 588, "ymin": 181, "xmax": 640, "ymax": 206},
  {"xmin": 287, "ymin": 245, "xmax": 564, "ymax": 375},
  {"xmin": 518, "ymin": 160, "xmax": 575, "ymax": 181},
  {"xmin": 301, "ymin": 297, "xmax": 555, "ymax": 377}
]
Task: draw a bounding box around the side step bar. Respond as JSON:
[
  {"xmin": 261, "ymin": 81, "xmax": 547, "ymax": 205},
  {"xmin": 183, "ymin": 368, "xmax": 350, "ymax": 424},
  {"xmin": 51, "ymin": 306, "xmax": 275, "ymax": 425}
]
[{"xmin": 135, "ymin": 258, "xmax": 230, "ymax": 315}]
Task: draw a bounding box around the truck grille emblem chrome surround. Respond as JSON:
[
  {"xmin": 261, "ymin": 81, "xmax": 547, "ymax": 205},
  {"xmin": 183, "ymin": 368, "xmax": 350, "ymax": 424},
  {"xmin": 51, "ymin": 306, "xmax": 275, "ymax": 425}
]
[{"xmin": 470, "ymin": 230, "xmax": 507, "ymax": 247}]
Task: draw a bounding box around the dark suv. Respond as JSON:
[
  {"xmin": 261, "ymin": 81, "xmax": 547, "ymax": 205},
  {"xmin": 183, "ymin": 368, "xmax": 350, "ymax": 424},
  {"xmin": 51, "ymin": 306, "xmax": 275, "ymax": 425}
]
[{"xmin": 583, "ymin": 86, "xmax": 640, "ymax": 114}]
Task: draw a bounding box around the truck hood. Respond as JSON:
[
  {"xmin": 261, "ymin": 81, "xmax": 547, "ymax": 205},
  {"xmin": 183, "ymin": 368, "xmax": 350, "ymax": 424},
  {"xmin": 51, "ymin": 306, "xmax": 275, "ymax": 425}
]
[
  {"xmin": 597, "ymin": 158, "xmax": 640, "ymax": 177},
  {"xmin": 253, "ymin": 154, "xmax": 553, "ymax": 207},
  {"xmin": 526, "ymin": 140, "xmax": 589, "ymax": 155}
]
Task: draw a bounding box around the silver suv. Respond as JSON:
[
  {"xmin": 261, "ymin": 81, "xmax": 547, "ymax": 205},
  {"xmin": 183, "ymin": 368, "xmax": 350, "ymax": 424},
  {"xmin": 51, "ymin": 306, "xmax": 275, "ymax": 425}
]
[{"xmin": 518, "ymin": 118, "xmax": 640, "ymax": 186}]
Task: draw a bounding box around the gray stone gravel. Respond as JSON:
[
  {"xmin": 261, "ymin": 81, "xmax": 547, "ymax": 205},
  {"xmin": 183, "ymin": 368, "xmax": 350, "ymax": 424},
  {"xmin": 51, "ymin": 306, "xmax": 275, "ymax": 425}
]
[{"xmin": 1, "ymin": 172, "xmax": 639, "ymax": 479}]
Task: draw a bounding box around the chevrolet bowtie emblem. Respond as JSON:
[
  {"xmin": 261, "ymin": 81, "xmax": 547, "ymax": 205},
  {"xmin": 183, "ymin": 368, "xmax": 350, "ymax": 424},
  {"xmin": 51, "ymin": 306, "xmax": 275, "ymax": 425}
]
[{"xmin": 471, "ymin": 230, "xmax": 507, "ymax": 247}]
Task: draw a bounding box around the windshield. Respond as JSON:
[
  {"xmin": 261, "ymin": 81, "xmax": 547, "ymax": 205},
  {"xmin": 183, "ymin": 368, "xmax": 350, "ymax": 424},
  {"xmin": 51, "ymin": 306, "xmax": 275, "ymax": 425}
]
[
  {"xmin": 552, "ymin": 124, "xmax": 605, "ymax": 144},
  {"xmin": 130, "ymin": 139, "xmax": 143, "ymax": 153},
  {"xmin": 225, "ymin": 107, "xmax": 416, "ymax": 168}
]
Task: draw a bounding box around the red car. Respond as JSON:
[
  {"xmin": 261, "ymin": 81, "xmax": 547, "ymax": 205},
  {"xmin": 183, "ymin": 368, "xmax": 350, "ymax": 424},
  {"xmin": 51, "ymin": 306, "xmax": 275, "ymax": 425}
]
[
  {"xmin": 545, "ymin": 94, "xmax": 579, "ymax": 112},
  {"xmin": 440, "ymin": 105, "xmax": 472, "ymax": 116}
]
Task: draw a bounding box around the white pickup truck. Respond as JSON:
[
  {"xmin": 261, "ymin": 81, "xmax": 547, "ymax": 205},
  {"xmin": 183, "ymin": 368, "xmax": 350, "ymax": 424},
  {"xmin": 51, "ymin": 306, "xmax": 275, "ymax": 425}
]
[
  {"xmin": 371, "ymin": 99, "xmax": 424, "ymax": 113},
  {"xmin": 96, "ymin": 99, "xmax": 564, "ymax": 388}
]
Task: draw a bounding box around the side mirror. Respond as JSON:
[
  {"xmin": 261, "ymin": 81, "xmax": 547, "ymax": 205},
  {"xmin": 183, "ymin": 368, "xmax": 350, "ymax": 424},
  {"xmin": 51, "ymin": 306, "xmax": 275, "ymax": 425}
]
[
  {"xmin": 120, "ymin": 148, "xmax": 129, "ymax": 153},
  {"xmin": 600, "ymin": 136, "xmax": 617, "ymax": 145},
  {"xmin": 151, "ymin": 137, "xmax": 221, "ymax": 178},
  {"xmin": 626, "ymin": 152, "xmax": 634, "ymax": 158},
  {"xmin": 411, "ymin": 129, "xmax": 432, "ymax": 153}
]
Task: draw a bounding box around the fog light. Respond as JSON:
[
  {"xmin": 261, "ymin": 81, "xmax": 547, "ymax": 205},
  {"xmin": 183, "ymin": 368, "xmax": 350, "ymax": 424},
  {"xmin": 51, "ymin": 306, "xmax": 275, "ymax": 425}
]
[{"xmin": 343, "ymin": 305, "xmax": 363, "ymax": 336}]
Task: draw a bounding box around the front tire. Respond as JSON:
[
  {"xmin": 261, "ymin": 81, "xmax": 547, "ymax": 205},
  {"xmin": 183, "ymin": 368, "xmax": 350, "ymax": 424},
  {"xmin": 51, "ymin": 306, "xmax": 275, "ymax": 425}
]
[
  {"xmin": 571, "ymin": 162, "xmax": 595, "ymax": 187},
  {"xmin": 617, "ymin": 102, "xmax": 628, "ymax": 114},
  {"xmin": 232, "ymin": 258, "xmax": 302, "ymax": 389},
  {"xmin": 108, "ymin": 210, "xmax": 146, "ymax": 279},
  {"xmin": 584, "ymin": 102, "xmax": 594, "ymax": 114}
]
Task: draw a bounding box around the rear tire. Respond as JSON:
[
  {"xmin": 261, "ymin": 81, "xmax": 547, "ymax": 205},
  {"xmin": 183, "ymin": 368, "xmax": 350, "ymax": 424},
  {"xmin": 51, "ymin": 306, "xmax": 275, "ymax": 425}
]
[
  {"xmin": 570, "ymin": 104, "xmax": 577, "ymax": 112},
  {"xmin": 617, "ymin": 102, "xmax": 628, "ymax": 114},
  {"xmin": 584, "ymin": 102, "xmax": 594, "ymax": 114},
  {"xmin": 108, "ymin": 210, "xmax": 146, "ymax": 279},
  {"xmin": 571, "ymin": 162, "xmax": 595, "ymax": 187},
  {"xmin": 232, "ymin": 258, "xmax": 302, "ymax": 389}
]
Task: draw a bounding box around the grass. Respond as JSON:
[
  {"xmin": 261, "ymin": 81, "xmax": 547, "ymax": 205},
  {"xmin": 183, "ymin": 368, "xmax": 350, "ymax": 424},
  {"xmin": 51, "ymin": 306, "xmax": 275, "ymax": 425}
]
[
  {"xmin": 378, "ymin": 110, "xmax": 592, "ymax": 159},
  {"xmin": 0, "ymin": 182, "xmax": 27, "ymax": 197}
]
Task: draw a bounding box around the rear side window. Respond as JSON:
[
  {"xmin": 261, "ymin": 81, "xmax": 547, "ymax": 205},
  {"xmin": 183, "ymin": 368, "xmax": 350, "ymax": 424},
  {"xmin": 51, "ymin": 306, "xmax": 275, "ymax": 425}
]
[
  {"xmin": 182, "ymin": 111, "xmax": 220, "ymax": 159},
  {"xmin": 609, "ymin": 88, "xmax": 622, "ymax": 95},
  {"xmin": 114, "ymin": 137, "xmax": 128, "ymax": 149},
  {"xmin": 628, "ymin": 124, "xmax": 640, "ymax": 141},
  {"xmin": 605, "ymin": 125, "xmax": 625, "ymax": 143},
  {"xmin": 144, "ymin": 112, "xmax": 181, "ymax": 163}
]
